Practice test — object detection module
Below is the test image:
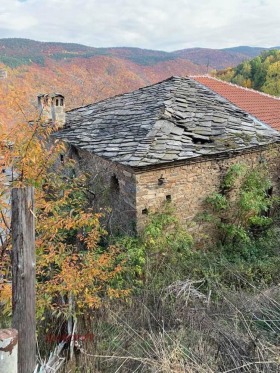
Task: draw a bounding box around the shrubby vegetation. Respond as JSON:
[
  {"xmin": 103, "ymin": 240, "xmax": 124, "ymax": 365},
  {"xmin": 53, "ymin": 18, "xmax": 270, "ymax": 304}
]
[
  {"xmin": 215, "ymin": 49, "xmax": 280, "ymax": 96},
  {"xmin": 0, "ymin": 120, "xmax": 129, "ymax": 363},
  {"xmin": 63, "ymin": 162, "xmax": 280, "ymax": 372},
  {"xmin": 72, "ymin": 198, "xmax": 280, "ymax": 372}
]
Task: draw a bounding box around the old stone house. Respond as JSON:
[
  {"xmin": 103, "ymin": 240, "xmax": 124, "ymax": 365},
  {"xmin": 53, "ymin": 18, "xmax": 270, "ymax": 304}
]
[{"xmin": 51, "ymin": 76, "xmax": 280, "ymax": 235}]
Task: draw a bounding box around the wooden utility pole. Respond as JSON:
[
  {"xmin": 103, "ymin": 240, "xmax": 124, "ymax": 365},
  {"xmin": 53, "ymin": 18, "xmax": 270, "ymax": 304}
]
[{"xmin": 11, "ymin": 187, "xmax": 36, "ymax": 373}]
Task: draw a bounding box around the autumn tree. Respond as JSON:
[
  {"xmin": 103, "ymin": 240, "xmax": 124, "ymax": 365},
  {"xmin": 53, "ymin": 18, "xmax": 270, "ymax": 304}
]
[
  {"xmin": 215, "ymin": 49, "xmax": 280, "ymax": 96},
  {"xmin": 262, "ymin": 60, "xmax": 280, "ymax": 95},
  {"xmin": 0, "ymin": 118, "xmax": 128, "ymax": 350}
]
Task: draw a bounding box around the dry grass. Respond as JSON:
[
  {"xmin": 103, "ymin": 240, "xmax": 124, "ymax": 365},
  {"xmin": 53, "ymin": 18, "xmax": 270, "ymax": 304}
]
[{"xmin": 62, "ymin": 277, "xmax": 280, "ymax": 373}]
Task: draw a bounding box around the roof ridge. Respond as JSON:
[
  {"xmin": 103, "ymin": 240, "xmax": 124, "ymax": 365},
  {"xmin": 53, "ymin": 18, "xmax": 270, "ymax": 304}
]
[
  {"xmin": 191, "ymin": 74, "xmax": 280, "ymax": 101},
  {"xmin": 137, "ymin": 76, "xmax": 183, "ymax": 156}
]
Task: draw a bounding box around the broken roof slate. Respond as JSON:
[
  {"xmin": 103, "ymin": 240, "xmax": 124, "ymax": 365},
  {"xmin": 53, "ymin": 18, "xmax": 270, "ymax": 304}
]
[{"xmin": 54, "ymin": 76, "xmax": 279, "ymax": 168}]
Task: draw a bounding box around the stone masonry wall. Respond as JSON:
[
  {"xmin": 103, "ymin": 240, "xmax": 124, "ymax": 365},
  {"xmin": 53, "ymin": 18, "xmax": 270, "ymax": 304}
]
[
  {"xmin": 68, "ymin": 146, "xmax": 137, "ymax": 235},
  {"xmin": 67, "ymin": 144, "xmax": 280, "ymax": 238},
  {"xmin": 135, "ymin": 144, "xmax": 280, "ymax": 240}
]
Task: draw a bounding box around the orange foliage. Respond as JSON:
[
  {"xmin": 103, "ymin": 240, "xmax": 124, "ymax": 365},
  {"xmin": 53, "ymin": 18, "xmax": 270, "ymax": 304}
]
[
  {"xmin": 0, "ymin": 119, "xmax": 129, "ymax": 320},
  {"xmin": 0, "ymin": 56, "xmax": 207, "ymax": 128}
]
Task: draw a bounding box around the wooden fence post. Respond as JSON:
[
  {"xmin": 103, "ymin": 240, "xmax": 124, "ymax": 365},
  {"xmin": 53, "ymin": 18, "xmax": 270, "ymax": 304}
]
[
  {"xmin": 11, "ymin": 187, "xmax": 36, "ymax": 373},
  {"xmin": 0, "ymin": 329, "xmax": 18, "ymax": 373}
]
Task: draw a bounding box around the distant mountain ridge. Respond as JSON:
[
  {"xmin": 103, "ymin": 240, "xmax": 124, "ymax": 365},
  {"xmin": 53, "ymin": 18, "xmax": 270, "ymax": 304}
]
[{"xmin": 0, "ymin": 38, "xmax": 277, "ymax": 69}]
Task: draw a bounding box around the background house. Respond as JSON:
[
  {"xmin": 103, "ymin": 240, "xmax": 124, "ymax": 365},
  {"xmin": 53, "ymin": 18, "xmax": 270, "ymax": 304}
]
[
  {"xmin": 53, "ymin": 76, "xmax": 280, "ymax": 235},
  {"xmin": 192, "ymin": 75, "xmax": 280, "ymax": 130}
]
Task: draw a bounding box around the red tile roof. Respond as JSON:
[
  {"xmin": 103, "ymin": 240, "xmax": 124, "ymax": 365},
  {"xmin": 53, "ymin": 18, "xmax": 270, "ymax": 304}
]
[{"xmin": 192, "ymin": 76, "xmax": 280, "ymax": 131}]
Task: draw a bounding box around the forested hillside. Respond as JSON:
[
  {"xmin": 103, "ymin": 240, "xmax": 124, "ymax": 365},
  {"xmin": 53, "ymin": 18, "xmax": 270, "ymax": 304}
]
[
  {"xmin": 215, "ymin": 49, "xmax": 280, "ymax": 96},
  {"xmin": 0, "ymin": 56, "xmax": 206, "ymax": 127}
]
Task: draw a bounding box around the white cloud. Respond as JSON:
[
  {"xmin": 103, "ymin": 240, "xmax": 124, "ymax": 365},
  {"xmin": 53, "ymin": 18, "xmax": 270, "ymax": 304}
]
[
  {"xmin": 0, "ymin": 0, "xmax": 279, "ymax": 49},
  {"xmin": 0, "ymin": 1, "xmax": 37, "ymax": 31}
]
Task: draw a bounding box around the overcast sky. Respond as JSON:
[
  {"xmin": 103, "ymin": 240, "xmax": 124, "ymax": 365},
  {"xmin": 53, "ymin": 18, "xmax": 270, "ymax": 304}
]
[{"xmin": 0, "ymin": 0, "xmax": 279, "ymax": 51}]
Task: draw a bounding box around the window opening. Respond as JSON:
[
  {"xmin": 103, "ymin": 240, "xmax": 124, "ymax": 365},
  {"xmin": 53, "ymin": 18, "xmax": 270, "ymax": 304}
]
[
  {"xmin": 110, "ymin": 174, "xmax": 120, "ymax": 194},
  {"xmin": 158, "ymin": 175, "xmax": 166, "ymax": 186},
  {"xmin": 266, "ymin": 187, "xmax": 273, "ymax": 198},
  {"xmin": 264, "ymin": 187, "xmax": 273, "ymax": 217}
]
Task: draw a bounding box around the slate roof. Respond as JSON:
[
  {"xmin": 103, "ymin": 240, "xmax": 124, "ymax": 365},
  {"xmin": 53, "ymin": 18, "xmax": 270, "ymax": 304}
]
[
  {"xmin": 193, "ymin": 76, "xmax": 280, "ymax": 130},
  {"xmin": 54, "ymin": 76, "xmax": 279, "ymax": 168}
]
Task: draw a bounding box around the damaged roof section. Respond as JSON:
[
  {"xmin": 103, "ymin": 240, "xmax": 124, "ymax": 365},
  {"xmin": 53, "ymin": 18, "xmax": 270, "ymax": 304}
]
[{"xmin": 54, "ymin": 76, "xmax": 280, "ymax": 167}]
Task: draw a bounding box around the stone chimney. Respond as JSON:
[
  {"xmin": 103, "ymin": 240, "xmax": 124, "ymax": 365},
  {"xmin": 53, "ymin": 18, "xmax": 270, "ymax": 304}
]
[{"xmin": 37, "ymin": 93, "xmax": 65, "ymax": 128}]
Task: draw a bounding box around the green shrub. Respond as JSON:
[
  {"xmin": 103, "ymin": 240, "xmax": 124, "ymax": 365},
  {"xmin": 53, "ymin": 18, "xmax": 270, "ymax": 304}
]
[{"xmin": 204, "ymin": 162, "xmax": 278, "ymax": 246}]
